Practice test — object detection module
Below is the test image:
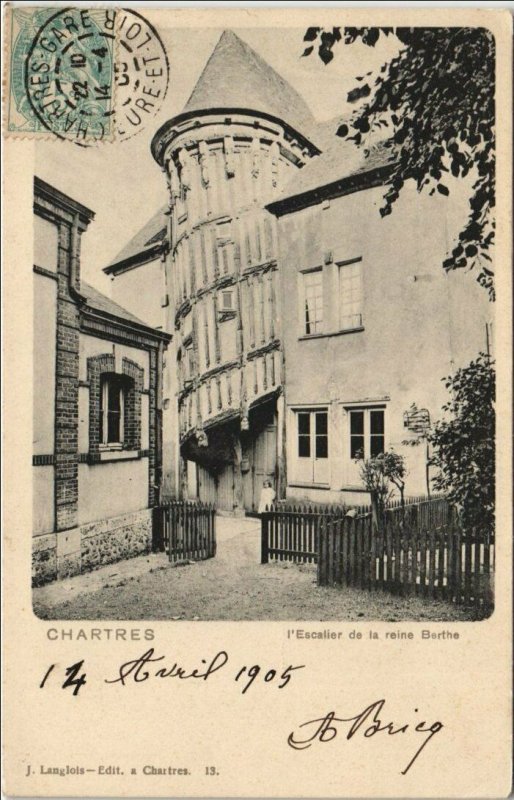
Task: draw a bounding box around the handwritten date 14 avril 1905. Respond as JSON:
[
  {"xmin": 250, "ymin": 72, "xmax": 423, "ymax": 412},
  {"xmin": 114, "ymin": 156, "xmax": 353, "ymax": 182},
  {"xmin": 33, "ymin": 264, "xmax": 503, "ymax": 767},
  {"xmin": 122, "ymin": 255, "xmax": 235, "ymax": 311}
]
[{"xmin": 40, "ymin": 648, "xmax": 305, "ymax": 695}]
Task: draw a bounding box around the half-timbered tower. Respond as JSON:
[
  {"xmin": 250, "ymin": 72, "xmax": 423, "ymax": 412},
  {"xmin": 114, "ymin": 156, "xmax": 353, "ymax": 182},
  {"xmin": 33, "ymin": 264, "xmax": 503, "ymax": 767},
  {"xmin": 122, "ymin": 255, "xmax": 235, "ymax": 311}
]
[{"xmin": 108, "ymin": 31, "xmax": 319, "ymax": 512}]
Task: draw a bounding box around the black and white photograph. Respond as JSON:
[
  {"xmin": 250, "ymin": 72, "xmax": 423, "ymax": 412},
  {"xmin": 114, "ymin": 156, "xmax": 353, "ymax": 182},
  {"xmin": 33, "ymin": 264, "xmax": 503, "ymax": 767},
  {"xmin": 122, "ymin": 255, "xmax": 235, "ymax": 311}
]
[
  {"xmin": 3, "ymin": 6, "xmax": 512, "ymax": 799},
  {"xmin": 27, "ymin": 15, "xmax": 497, "ymax": 623}
]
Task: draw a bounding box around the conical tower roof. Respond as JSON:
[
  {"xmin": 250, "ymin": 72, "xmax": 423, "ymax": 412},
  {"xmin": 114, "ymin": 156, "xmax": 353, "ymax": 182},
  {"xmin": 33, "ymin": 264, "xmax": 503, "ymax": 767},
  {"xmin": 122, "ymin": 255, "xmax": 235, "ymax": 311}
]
[{"xmin": 182, "ymin": 30, "xmax": 314, "ymax": 134}]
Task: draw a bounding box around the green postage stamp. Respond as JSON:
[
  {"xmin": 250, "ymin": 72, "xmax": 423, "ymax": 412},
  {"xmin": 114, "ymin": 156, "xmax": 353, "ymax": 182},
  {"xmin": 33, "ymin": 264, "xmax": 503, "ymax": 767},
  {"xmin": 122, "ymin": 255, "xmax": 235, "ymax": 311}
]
[{"xmin": 4, "ymin": 6, "xmax": 169, "ymax": 144}]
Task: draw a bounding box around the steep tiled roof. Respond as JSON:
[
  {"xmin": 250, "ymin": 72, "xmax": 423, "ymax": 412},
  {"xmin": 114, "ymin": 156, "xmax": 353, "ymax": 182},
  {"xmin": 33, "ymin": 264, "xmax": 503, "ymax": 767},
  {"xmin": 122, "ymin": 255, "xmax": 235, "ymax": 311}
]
[
  {"xmin": 302, "ymin": 116, "xmax": 350, "ymax": 153},
  {"xmin": 81, "ymin": 281, "xmax": 149, "ymax": 327},
  {"xmin": 183, "ymin": 30, "xmax": 314, "ymax": 133},
  {"xmin": 104, "ymin": 205, "xmax": 168, "ymax": 273},
  {"xmin": 272, "ymin": 138, "xmax": 396, "ymax": 209}
]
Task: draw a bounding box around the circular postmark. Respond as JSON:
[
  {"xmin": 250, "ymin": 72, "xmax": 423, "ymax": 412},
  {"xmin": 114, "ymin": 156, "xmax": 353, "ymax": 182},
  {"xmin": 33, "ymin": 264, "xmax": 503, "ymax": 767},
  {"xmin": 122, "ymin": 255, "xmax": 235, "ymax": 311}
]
[
  {"xmin": 114, "ymin": 9, "xmax": 169, "ymax": 141},
  {"xmin": 24, "ymin": 8, "xmax": 169, "ymax": 145}
]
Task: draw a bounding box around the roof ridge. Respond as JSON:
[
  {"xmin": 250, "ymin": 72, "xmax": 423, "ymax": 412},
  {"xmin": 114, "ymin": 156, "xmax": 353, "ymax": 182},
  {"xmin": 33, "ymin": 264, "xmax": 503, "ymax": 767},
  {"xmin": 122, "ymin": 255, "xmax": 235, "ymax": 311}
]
[{"xmin": 104, "ymin": 204, "xmax": 168, "ymax": 272}]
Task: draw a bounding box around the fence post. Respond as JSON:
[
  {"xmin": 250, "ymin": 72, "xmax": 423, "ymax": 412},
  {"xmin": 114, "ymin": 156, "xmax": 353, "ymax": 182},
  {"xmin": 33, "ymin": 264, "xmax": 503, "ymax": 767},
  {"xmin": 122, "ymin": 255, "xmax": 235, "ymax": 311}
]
[
  {"xmin": 152, "ymin": 505, "xmax": 164, "ymax": 552},
  {"xmin": 211, "ymin": 505, "xmax": 216, "ymax": 557},
  {"xmin": 317, "ymin": 517, "xmax": 327, "ymax": 586},
  {"xmin": 261, "ymin": 513, "xmax": 269, "ymax": 564},
  {"xmin": 371, "ymin": 491, "xmax": 383, "ymax": 536}
]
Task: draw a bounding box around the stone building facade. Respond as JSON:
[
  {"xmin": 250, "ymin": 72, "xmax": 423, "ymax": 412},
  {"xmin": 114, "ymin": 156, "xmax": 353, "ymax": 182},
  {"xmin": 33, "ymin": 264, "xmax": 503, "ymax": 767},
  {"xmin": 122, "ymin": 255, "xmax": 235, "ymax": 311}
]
[
  {"xmin": 267, "ymin": 142, "xmax": 493, "ymax": 506},
  {"xmin": 33, "ymin": 178, "xmax": 170, "ymax": 584},
  {"xmin": 106, "ymin": 30, "xmax": 493, "ymax": 513}
]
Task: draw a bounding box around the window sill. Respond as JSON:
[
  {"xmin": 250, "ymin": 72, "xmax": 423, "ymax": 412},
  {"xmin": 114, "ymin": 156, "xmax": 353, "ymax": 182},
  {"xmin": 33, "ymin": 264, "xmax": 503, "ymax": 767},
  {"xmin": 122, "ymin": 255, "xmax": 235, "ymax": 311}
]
[
  {"xmin": 98, "ymin": 450, "xmax": 140, "ymax": 462},
  {"xmin": 299, "ymin": 327, "xmax": 364, "ymax": 342},
  {"xmin": 289, "ymin": 482, "xmax": 331, "ymax": 490},
  {"xmin": 218, "ymin": 309, "xmax": 237, "ymax": 322}
]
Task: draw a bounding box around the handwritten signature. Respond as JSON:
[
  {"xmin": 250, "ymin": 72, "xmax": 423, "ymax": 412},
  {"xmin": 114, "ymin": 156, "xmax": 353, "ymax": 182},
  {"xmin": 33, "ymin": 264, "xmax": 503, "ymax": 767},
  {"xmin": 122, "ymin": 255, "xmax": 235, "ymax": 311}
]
[{"xmin": 287, "ymin": 700, "xmax": 443, "ymax": 775}]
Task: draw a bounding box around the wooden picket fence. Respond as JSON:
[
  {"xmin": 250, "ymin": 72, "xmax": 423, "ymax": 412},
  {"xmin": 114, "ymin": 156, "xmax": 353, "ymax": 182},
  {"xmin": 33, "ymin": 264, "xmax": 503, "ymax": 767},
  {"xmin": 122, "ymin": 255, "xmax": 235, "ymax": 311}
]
[
  {"xmin": 260, "ymin": 496, "xmax": 452, "ymax": 565},
  {"xmin": 317, "ymin": 504, "xmax": 494, "ymax": 610},
  {"xmin": 152, "ymin": 500, "xmax": 216, "ymax": 562},
  {"xmin": 261, "ymin": 502, "xmax": 370, "ymax": 564},
  {"xmin": 384, "ymin": 495, "xmax": 451, "ymax": 529},
  {"xmin": 261, "ymin": 497, "xmax": 494, "ymax": 609}
]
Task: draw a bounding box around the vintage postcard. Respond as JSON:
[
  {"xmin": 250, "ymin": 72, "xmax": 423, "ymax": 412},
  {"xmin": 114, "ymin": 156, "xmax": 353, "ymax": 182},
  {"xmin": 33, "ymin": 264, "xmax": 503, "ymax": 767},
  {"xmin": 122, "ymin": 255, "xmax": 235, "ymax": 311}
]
[{"xmin": 2, "ymin": 3, "xmax": 513, "ymax": 797}]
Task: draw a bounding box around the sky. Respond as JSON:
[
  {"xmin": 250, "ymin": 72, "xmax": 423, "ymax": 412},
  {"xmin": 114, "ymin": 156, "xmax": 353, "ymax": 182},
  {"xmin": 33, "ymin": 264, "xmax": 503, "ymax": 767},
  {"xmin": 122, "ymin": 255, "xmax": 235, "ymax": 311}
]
[{"xmin": 35, "ymin": 24, "xmax": 401, "ymax": 294}]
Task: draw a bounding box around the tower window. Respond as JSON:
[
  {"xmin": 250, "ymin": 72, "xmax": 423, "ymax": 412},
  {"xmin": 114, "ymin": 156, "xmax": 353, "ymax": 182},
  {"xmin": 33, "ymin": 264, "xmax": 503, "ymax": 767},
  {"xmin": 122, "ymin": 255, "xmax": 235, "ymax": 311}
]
[{"xmin": 221, "ymin": 288, "xmax": 235, "ymax": 311}]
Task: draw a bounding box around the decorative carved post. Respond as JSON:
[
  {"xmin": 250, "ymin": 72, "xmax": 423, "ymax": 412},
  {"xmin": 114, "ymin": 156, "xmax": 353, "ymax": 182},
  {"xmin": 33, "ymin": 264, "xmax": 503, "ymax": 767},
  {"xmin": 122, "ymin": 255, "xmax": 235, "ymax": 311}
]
[
  {"xmin": 270, "ymin": 141, "xmax": 279, "ymax": 189},
  {"xmin": 259, "ymin": 272, "xmax": 265, "ymax": 344},
  {"xmin": 232, "ymin": 434, "xmax": 244, "ymax": 514},
  {"xmin": 188, "ymin": 235, "xmax": 197, "ymax": 295},
  {"xmin": 248, "ymin": 276, "xmax": 255, "ymax": 348},
  {"xmin": 179, "ymin": 455, "xmax": 188, "ymax": 500},
  {"xmin": 213, "ymin": 291, "xmax": 221, "ymax": 364},
  {"xmin": 224, "ymin": 135, "xmax": 235, "ymax": 178},
  {"xmin": 276, "ymin": 391, "xmax": 287, "ymax": 500}
]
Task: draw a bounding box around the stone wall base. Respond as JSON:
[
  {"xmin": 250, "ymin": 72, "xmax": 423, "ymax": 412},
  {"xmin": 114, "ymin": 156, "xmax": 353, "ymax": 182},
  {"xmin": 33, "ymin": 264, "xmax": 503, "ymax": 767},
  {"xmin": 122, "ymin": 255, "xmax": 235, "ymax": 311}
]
[{"xmin": 32, "ymin": 509, "xmax": 152, "ymax": 586}]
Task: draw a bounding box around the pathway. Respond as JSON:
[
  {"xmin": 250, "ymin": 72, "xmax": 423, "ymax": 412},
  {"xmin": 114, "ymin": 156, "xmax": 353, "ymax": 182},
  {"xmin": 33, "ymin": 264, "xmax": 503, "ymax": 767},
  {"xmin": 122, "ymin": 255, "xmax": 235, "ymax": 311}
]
[{"xmin": 33, "ymin": 515, "xmax": 475, "ymax": 621}]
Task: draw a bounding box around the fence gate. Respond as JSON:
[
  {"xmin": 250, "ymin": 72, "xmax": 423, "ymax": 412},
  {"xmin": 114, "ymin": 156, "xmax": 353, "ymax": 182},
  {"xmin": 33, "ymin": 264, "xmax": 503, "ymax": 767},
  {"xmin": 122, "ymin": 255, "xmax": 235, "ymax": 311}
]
[
  {"xmin": 260, "ymin": 504, "xmax": 368, "ymax": 564},
  {"xmin": 153, "ymin": 501, "xmax": 216, "ymax": 562}
]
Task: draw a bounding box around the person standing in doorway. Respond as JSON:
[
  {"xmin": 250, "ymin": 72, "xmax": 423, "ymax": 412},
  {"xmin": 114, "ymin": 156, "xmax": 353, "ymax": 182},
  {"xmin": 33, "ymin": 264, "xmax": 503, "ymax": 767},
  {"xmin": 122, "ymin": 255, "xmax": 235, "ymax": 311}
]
[{"xmin": 258, "ymin": 480, "xmax": 275, "ymax": 514}]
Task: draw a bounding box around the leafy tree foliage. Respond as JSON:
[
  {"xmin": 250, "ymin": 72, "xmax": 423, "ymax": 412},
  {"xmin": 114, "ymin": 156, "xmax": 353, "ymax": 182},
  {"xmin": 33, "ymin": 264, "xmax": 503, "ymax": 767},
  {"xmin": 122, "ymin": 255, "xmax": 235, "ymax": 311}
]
[
  {"xmin": 302, "ymin": 27, "xmax": 495, "ymax": 298},
  {"xmin": 426, "ymin": 353, "xmax": 495, "ymax": 534},
  {"xmin": 359, "ymin": 449, "xmax": 407, "ymax": 513}
]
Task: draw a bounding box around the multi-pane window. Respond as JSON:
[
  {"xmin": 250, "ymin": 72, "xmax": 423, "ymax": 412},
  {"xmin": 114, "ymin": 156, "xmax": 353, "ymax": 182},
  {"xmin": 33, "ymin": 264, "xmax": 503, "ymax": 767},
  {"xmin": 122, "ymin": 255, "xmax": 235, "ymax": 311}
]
[
  {"xmin": 315, "ymin": 411, "xmax": 328, "ymax": 457},
  {"xmin": 100, "ymin": 375, "xmax": 125, "ymax": 446},
  {"xmin": 348, "ymin": 408, "xmax": 385, "ymax": 460},
  {"xmin": 302, "ymin": 270, "xmax": 323, "ymax": 334},
  {"xmin": 350, "ymin": 410, "xmax": 365, "ymax": 459},
  {"xmin": 295, "ymin": 409, "xmax": 329, "ymax": 484},
  {"xmin": 369, "ymin": 409, "xmax": 385, "ymax": 457},
  {"xmin": 339, "ymin": 260, "xmax": 362, "ymax": 330},
  {"xmin": 346, "ymin": 407, "xmax": 385, "ymax": 485},
  {"xmin": 298, "ymin": 412, "xmax": 311, "ymax": 456}
]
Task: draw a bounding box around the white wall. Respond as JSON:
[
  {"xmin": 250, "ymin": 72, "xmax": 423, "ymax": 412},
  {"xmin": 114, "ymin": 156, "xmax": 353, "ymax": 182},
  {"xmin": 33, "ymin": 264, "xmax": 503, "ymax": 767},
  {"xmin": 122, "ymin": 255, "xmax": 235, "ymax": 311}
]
[
  {"xmin": 277, "ymin": 175, "xmax": 493, "ymax": 503},
  {"xmin": 34, "ymin": 216, "xmax": 58, "ymax": 272},
  {"xmin": 33, "ymin": 273, "xmax": 57, "ymax": 454},
  {"xmin": 33, "ymin": 271, "xmax": 57, "ymax": 535},
  {"xmin": 78, "ymin": 459, "xmax": 149, "ymax": 525},
  {"xmin": 77, "ymin": 332, "xmax": 152, "ymax": 524},
  {"xmin": 109, "ymin": 258, "xmax": 166, "ymax": 330},
  {"xmin": 33, "ymin": 467, "xmax": 55, "ymax": 535},
  {"xmin": 79, "ymin": 335, "xmax": 150, "ymax": 388}
]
